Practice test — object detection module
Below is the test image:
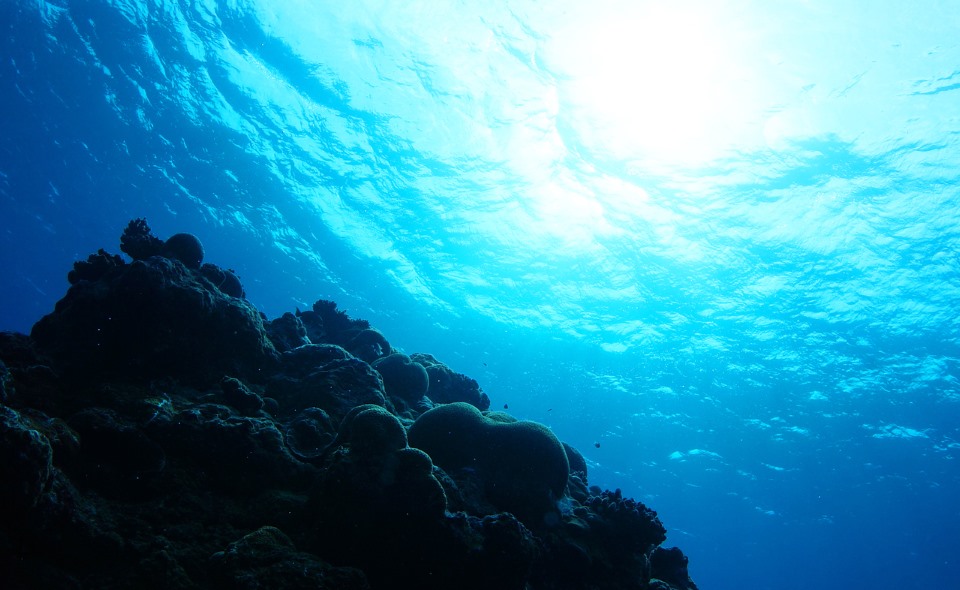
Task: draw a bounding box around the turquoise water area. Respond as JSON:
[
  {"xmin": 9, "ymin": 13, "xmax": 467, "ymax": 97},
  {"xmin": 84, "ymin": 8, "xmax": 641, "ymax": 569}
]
[{"xmin": 2, "ymin": 1, "xmax": 959, "ymax": 588}]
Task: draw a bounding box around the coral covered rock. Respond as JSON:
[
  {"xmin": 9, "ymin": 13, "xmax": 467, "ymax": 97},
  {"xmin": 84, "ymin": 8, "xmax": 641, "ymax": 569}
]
[
  {"xmin": 163, "ymin": 232, "xmax": 204, "ymax": 269},
  {"xmin": 309, "ymin": 405, "xmax": 450, "ymax": 586},
  {"xmin": 312, "ymin": 404, "xmax": 447, "ymax": 521},
  {"xmin": 297, "ymin": 299, "xmax": 366, "ymax": 346},
  {"xmin": 268, "ymin": 345, "xmax": 386, "ymax": 421},
  {"xmin": 563, "ymin": 441, "xmax": 588, "ymax": 480},
  {"xmin": 372, "ymin": 352, "xmax": 429, "ymax": 405},
  {"xmin": 119, "ymin": 218, "xmax": 164, "ymax": 261},
  {"xmin": 408, "ymin": 401, "xmax": 569, "ymax": 527},
  {"xmin": 67, "ymin": 249, "xmax": 125, "ymax": 285},
  {"xmin": 592, "ymin": 487, "xmax": 665, "ymax": 548},
  {"xmin": 199, "ymin": 263, "xmax": 245, "ymax": 298},
  {"xmin": 67, "ymin": 406, "xmax": 167, "ymax": 498},
  {"xmin": 651, "ymin": 546, "xmax": 700, "ymax": 590},
  {"xmin": 148, "ymin": 401, "xmax": 313, "ymax": 493},
  {"xmin": 283, "ymin": 406, "xmax": 336, "ymax": 460},
  {"xmin": 411, "ymin": 353, "xmax": 490, "ymax": 410},
  {"xmin": 265, "ymin": 312, "xmax": 311, "ymax": 352},
  {"xmin": 0, "ymin": 360, "xmax": 9, "ymax": 404},
  {"xmin": 2, "ymin": 224, "xmax": 697, "ymax": 590},
  {"xmin": 31, "ymin": 255, "xmax": 278, "ymax": 385},
  {"xmin": 334, "ymin": 404, "xmax": 408, "ymax": 456},
  {"xmin": 211, "ymin": 526, "xmax": 370, "ymax": 589},
  {"xmin": 220, "ymin": 376, "xmax": 265, "ymax": 415},
  {"xmin": 277, "ymin": 343, "xmax": 353, "ymax": 377},
  {"xmin": 345, "ymin": 328, "xmax": 391, "ymax": 363},
  {"xmin": 0, "ymin": 404, "xmax": 54, "ymax": 512}
]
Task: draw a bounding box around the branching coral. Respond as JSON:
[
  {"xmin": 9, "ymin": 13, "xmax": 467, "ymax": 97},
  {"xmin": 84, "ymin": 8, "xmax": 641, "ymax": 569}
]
[{"xmin": 119, "ymin": 218, "xmax": 164, "ymax": 261}]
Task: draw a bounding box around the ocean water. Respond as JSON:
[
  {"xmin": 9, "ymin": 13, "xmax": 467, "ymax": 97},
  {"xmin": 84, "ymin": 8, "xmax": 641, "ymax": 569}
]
[{"xmin": 2, "ymin": 1, "xmax": 959, "ymax": 588}]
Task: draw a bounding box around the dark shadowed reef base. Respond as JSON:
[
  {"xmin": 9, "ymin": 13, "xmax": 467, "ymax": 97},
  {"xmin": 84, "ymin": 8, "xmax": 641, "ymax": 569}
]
[{"xmin": 0, "ymin": 221, "xmax": 699, "ymax": 590}]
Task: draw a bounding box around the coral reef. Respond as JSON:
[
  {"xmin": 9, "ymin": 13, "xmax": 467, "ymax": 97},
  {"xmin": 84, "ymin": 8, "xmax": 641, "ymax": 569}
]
[
  {"xmin": 210, "ymin": 526, "xmax": 370, "ymax": 589},
  {"xmin": 67, "ymin": 249, "xmax": 125, "ymax": 284},
  {"xmin": 408, "ymin": 401, "xmax": 570, "ymax": 528},
  {"xmin": 199, "ymin": 263, "xmax": 245, "ymax": 299},
  {"xmin": 31, "ymin": 254, "xmax": 277, "ymax": 386},
  {"xmin": 267, "ymin": 344, "xmax": 387, "ymax": 423},
  {"xmin": 0, "ymin": 221, "xmax": 698, "ymax": 590},
  {"xmin": 411, "ymin": 352, "xmax": 490, "ymax": 410},
  {"xmin": 265, "ymin": 311, "xmax": 311, "ymax": 352},
  {"xmin": 371, "ymin": 352, "xmax": 429, "ymax": 406},
  {"xmin": 0, "ymin": 405, "xmax": 54, "ymax": 513},
  {"xmin": 119, "ymin": 217, "xmax": 164, "ymax": 261},
  {"xmin": 163, "ymin": 232, "xmax": 204, "ymax": 269}
]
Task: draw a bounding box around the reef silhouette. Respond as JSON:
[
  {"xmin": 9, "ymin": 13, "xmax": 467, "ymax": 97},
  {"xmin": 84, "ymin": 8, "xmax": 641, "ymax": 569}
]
[{"xmin": 1, "ymin": 220, "xmax": 699, "ymax": 589}]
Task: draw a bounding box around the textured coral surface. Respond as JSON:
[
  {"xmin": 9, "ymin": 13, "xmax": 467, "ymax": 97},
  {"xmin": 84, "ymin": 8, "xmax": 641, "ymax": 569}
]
[{"xmin": 1, "ymin": 223, "xmax": 698, "ymax": 590}]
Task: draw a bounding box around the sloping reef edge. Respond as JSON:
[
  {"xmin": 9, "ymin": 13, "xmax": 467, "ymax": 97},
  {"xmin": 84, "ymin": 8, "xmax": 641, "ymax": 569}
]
[{"xmin": 0, "ymin": 220, "xmax": 699, "ymax": 590}]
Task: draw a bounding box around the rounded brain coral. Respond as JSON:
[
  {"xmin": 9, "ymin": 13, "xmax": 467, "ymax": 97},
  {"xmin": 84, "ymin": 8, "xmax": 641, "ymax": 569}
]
[
  {"xmin": 371, "ymin": 353, "xmax": 429, "ymax": 404},
  {"xmin": 163, "ymin": 233, "xmax": 204, "ymax": 269},
  {"xmin": 336, "ymin": 404, "xmax": 408, "ymax": 457},
  {"xmin": 407, "ymin": 402, "xmax": 569, "ymax": 527}
]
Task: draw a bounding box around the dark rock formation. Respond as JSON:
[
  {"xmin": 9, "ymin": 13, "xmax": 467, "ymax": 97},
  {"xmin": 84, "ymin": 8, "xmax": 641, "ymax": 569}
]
[
  {"xmin": 119, "ymin": 217, "xmax": 164, "ymax": 261},
  {"xmin": 31, "ymin": 255, "xmax": 277, "ymax": 386},
  {"xmin": 199, "ymin": 263, "xmax": 245, "ymax": 298},
  {"xmin": 411, "ymin": 352, "xmax": 490, "ymax": 410},
  {"xmin": 408, "ymin": 401, "xmax": 569, "ymax": 528},
  {"xmin": 651, "ymin": 546, "xmax": 701, "ymax": 590},
  {"xmin": 268, "ymin": 345, "xmax": 387, "ymax": 422},
  {"xmin": 265, "ymin": 311, "xmax": 311, "ymax": 352},
  {"xmin": 0, "ymin": 221, "xmax": 698, "ymax": 590},
  {"xmin": 371, "ymin": 352, "xmax": 429, "ymax": 405},
  {"xmin": 210, "ymin": 526, "xmax": 370, "ymax": 589},
  {"xmin": 67, "ymin": 249, "xmax": 125, "ymax": 285},
  {"xmin": 0, "ymin": 404, "xmax": 54, "ymax": 513},
  {"xmin": 163, "ymin": 232, "xmax": 204, "ymax": 269}
]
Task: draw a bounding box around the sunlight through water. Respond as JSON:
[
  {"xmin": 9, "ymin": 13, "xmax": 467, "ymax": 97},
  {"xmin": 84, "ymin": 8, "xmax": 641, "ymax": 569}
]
[{"xmin": 544, "ymin": 3, "xmax": 767, "ymax": 170}]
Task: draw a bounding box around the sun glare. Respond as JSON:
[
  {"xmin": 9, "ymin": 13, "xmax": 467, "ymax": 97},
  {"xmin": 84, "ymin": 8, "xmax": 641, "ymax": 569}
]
[{"xmin": 547, "ymin": 5, "xmax": 760, "ymax": 169}]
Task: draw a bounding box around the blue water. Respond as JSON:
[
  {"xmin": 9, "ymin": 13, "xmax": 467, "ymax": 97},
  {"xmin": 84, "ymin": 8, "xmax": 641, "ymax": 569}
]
[{"xmin": 3, "ymin": 1, "xmax": 960, "ymax": 588}]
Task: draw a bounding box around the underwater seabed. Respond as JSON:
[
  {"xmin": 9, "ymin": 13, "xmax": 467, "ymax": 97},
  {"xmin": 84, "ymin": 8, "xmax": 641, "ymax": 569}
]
[{"xmin": 1, "ymin": 220, "xmax": 698, "ymax": 590}]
